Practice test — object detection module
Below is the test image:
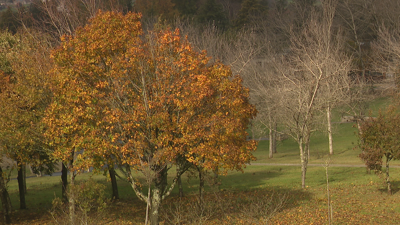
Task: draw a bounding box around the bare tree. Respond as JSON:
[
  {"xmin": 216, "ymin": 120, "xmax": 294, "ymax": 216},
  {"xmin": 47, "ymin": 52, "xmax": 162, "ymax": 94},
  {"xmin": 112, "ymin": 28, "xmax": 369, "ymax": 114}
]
[
  {"xmin": 31, "ymin": 0, "xmax": 127, "ymax": 38},
  {"xmin": 276, "ymin": 0, "xmax": 350, "ymax": 188},
  {"xmin": 336, "ymin": 0, "xmax": 400, "ymax": 138},
  {"xmin": 370, "ymin": 0, "xmax": 400, "ymax": 90}
]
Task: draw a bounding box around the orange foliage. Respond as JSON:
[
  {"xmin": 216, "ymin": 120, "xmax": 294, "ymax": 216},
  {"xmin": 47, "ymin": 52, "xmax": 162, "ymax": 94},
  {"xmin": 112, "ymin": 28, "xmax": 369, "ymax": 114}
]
[{"xmin": 45, "ymin": 10, "xmax": 256, "ymax": 174}]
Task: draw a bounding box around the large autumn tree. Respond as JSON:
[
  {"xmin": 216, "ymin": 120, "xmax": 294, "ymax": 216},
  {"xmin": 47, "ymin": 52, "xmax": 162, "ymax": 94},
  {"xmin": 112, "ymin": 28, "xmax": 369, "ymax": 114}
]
[{"xmin": 45, "ymin": 11, "xmax": 256, "ymax": 225}]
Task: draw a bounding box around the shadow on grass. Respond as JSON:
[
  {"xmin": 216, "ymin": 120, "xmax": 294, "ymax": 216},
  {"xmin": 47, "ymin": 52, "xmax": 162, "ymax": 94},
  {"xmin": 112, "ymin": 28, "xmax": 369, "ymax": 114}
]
[
  {"xmin": 154, "ymin": 167, "xmax": 313, "ymax": 224},
  {"xmin": 160, "ymin": 187, "xmax": 312, "ymax": 224}
]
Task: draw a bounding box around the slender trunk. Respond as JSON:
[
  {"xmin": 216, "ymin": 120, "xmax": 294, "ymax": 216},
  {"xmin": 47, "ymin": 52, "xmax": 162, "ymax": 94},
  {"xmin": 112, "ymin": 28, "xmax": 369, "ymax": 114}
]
[
  {"xmin": 109, "ymin": 168, "xmax": 119, "ymax": 200},
  {"xmin": 145, "ymin": 185, "xmax": 151, "ymax": 225},
  {"xmin": 28, "ymin": 164, "xmax": 34, "ymax": 174},
  {"xmin": 0, "ymin": 166, "xmax": 11, "ymax": 224},
  {"xmin": 17, "ymin": 161, "xmax": 26, "ymax": 209},
  {"xmin": 177, "ymin": 176, "xmax": 184, "ymax": 198},
  {"xmin": 273, "ymin": 122, "xmax": 277, "ymax": 154},
  {"xmin": 22, "ymin": 164, "xmax": 26, "ymax": 194},
  {"xmin": 251, "ymin": 122, "xmax": 255, "ymax": 140},
  {"xmin": 69, "ymin": 160, "xmax": 76, "ymax": 225},
  {"xmin": 386, "ymin": 156, "xmax": 391, "ymax": 195},
  {"xmin": 325, "ymin": 161, "xmax": 332, "ymax": 225},
  {"xmin": 269, "ymin": 126, "xmax": 274, "ymax": 159},
  {"xmin": 62, "ymin": 162, "xmax": 68, "ymax": 203},
  {"xmin": 213, "ymin": 167, "xmax": 219, "ymax": 187},
  {"xmin": 357, "ymin": 121, "xmax": 363, "ymax": 143},
  {"xmin": 327, "ymin": 106, "xmax": 333, "ymax": 155},
  {"xmin": 299, "ymin": 136, "xmax": 309, "ymax": 189},
  {"xmin": 198, "ymin": 167, "xmax": 204, "ymax": 200}
]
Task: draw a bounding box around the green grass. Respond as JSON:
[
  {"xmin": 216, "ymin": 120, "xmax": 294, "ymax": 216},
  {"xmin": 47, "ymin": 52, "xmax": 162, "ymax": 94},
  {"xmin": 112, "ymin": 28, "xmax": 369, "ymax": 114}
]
[{"xmin": 253, "ymin": 122, "xmax": 361, "ymax": 165}]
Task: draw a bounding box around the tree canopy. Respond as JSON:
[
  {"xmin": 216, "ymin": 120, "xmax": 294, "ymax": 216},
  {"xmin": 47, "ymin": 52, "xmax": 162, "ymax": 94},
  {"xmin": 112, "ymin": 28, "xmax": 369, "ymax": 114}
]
[{"xmin": 44, "ymin": 10, "xmax": 256, "ymax": 224}]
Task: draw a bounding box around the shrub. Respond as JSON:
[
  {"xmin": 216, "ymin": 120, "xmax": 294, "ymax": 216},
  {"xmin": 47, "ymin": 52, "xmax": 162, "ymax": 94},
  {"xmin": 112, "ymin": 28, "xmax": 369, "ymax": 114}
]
[{"xmin": 50, "ymin": 178, "xmax": 109, "ymax": 225}]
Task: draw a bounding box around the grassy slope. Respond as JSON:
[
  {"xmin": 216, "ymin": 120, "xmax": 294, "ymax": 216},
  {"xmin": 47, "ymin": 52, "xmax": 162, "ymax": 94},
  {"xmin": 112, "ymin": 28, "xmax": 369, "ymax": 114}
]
[{"xmin": 6, "ymin": 96, "xmax": 400, "ymax": 224}]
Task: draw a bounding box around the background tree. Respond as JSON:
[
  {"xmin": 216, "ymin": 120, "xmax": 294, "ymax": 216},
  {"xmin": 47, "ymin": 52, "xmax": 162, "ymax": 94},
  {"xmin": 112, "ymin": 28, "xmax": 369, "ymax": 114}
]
[
  {"xmin": 371, "ymin": 0, "xmax": 400, "ymax": 89},
  {"xmin": 31, "ymin": 0, "xmax": 129, "ymax": 39},
  {"xmin": 45, "ymin": 11, "xmax": 256, "ymax": 225},
  {"xmin": 0, "ymin": 52, "xmax": 12, "ymax": 224},
  {"xmin": 0, "ymin": 30, "xmax": 55, "ymax": 210},
  {"xmin": 134, "ymin": 0, "xmax": 178, "ymax": 21},
  {"xmin": 276, "ymin": 0, "xmax": 350, "ymax": 188},
  {"xmin": 0, "ymin": 7, "xmax": 20, "ymax": 33},
  {"xmin": 234, "ymin": 0, "xmax": 268, "ymax": 30},
  {"xmin": 197, "ymin": 0, "xmax": 229, "ymax": 29}
]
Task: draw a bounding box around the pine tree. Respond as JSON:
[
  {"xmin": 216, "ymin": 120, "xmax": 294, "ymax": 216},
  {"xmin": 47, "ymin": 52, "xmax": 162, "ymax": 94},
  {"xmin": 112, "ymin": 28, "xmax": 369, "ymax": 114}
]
[
  {"xmin": 173, "ymin": 0, "xmax": 198, "ymax": 18},
  {"xmin": 197, "ymin": 0, "xmax": 228, "ymax": 29},
  {"xmin": 0, "ymin": 7, "xmax": 20, "ymax": 33},
  {"xmin": 234, "ymin": 0, "xmax": 268, "ymax": 29}
]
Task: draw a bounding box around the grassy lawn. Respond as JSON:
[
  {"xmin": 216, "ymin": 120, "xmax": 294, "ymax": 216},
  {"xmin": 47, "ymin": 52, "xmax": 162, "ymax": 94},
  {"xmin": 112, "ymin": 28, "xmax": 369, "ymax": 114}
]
[
  {"xmin": 254, "ymin": 122, "xmax": 361, "ymax": 165},
  {"xmin": 4, "ymin": 96, "xmax": 400, "ymax": 224}
]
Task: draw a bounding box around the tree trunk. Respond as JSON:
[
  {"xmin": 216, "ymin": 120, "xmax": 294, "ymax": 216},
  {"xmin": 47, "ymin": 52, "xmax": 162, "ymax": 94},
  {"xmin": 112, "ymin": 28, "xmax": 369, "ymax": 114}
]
[
  {"xmin": 299, "ymin": 136, "xmax": 309, "ymax": 189},
  {"xmin": 251, "ymin": 122, "xmax": 255, "ymax": 140},
  {"xmin": 69, "ymin": 159, "xmax": 76, "ymax": 225},
  {"xmin": 213, "ymin": 167, "xmax": 219, "ymax": 187},
  {"xmin": 149, "ymin": 167, "xmax": 168, "ymax": 225},
  {"xmin": 22, "ymin": 164, "xmax": 26, "ymax": 194},
  {"xmin": 357, "ymin": 119, "xmax": 364, "ymax": 144},
  {"xmin": 0, "ymin": 166, "xmax": 12, "ymax": 224},
  {"xmin": 327, "ymin": 106, "xmax": 334, "ymax": 155},
  {"xmin": 269, "ymin": 126, "xmax": 274, "ymax": 159},
  {"xmin": 109, "ymin": 168, "xmax": 119, "ymax": 200},
  {"xmin": 17, "ymin": 161, "xmax": 26, "ymax": 209},
  {"xmin": 177, "ymin": 176, "xmax": 184, "ymax": 198},
  {"xmin": 386, "ymin": 156, "xmax": 391, "ymax": 195},
  {"xmin": 198, "ymin": 167, "xmax": 204, "ymax": 200},
  {"xmin": 62, "ymin": 162, "xmax": 68, "ymax": 203},
  {"xmin": 273, "ymin": 122, "xmax": 277, "ymax": 154},
  {"xmin": 149, "ymin": 187, "xmax": 162, "ymax": 225}
]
